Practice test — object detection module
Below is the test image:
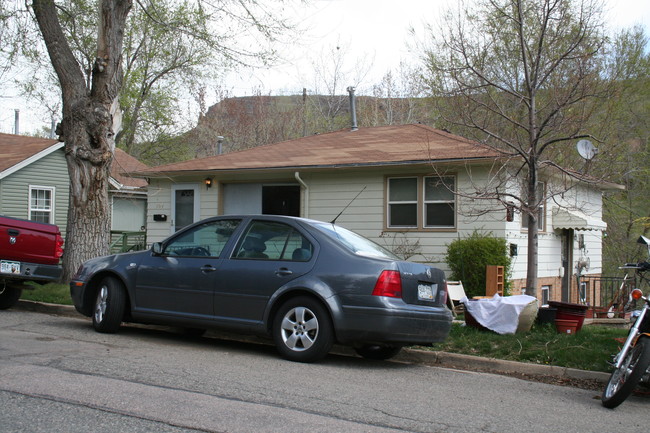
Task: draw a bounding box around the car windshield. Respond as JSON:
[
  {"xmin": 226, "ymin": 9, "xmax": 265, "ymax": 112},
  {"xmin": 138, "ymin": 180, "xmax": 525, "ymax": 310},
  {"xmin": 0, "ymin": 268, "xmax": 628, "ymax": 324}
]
[{"xmin": 310, "ymin": 221, "xmax": 398, "ymax": 259}]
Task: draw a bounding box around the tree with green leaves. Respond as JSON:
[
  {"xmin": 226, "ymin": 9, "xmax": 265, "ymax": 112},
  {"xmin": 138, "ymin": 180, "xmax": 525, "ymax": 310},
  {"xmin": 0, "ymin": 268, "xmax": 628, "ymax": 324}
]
[
  {"xmin": 417, "ymin": 0, "xmax": 611, "ymax": 297},
  {"xmin": 6, "ymin": 0, "xmax": 296, "ymax": 281},
  {"xmin": 599, "ymin": 25, "xmax": 650, "ymax": 272}
]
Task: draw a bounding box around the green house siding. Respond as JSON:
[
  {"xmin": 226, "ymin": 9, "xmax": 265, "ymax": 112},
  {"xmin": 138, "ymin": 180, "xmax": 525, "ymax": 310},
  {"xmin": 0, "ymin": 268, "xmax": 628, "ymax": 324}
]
[{"xmin": 0, "ymin": 149, "xmax": 69, "ymax": 237}]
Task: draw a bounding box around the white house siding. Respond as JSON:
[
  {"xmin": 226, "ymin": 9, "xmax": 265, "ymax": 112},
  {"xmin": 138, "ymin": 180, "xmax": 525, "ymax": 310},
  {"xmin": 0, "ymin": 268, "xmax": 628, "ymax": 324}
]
[
  {"xmin": 505, "ymin": 178, "xmax": 606, "ymax": 299},
  {"xmin": 0, "ymin": 149, "xmax": 69, "ymax": 237}
]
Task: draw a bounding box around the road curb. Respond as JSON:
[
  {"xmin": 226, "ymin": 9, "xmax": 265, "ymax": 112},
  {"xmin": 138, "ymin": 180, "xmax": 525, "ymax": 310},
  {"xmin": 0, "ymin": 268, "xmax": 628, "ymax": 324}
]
[{"xmin": 13, "ymin": 299, "xmax": 610, "ymax": 385}]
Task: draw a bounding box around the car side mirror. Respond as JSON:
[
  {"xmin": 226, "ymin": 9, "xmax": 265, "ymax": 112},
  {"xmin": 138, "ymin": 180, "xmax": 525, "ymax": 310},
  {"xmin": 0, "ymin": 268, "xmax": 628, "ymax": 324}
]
[{"xmin": 152, "ymin": 242, "xmax": 163, "ymax": 255}]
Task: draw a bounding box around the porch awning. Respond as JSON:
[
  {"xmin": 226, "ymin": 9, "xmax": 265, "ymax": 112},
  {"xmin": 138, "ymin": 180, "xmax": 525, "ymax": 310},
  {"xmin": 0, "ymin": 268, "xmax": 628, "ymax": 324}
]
[{"xmin": 552, "ymin": 208, "xmax": 607, "ymax": 231}]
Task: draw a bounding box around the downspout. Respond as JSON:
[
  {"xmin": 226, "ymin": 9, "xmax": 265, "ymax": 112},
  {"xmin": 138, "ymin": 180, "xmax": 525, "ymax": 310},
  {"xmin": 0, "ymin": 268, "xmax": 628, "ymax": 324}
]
[{"xmin": 294, "ymin": 171, "xmax": 309, "ymax": 218}]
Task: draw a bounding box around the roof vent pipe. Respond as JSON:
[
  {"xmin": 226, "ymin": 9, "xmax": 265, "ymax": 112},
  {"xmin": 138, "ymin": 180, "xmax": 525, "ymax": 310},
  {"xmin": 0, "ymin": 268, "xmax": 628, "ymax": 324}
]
[
  {"xmin": 14, "ymin": 109, "xmax": 19, "ymax": 135},
  {"xmin": 346, "ymin": 86, "xmax": 358, "ymax": 131},
  {"xmin": 217, "ymin": 136, "xmax": 224, "ymax": 155}
]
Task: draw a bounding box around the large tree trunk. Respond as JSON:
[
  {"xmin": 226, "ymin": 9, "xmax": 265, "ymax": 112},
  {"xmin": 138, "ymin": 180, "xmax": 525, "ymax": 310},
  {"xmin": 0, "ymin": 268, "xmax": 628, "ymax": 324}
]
[
  {"xmin": 33, "ymin": 0, "xmax": 132, "ymax": 282},
  {"xmin": 525, "ymin": 168, "xmax": 539, "ymax": 299}
]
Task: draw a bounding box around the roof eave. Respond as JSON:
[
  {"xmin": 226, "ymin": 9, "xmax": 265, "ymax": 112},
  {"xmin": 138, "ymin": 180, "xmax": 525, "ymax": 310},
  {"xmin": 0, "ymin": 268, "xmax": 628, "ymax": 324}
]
[{"xmin": 130, "ymin": 156, "xmax": 500, "ymax": 179}]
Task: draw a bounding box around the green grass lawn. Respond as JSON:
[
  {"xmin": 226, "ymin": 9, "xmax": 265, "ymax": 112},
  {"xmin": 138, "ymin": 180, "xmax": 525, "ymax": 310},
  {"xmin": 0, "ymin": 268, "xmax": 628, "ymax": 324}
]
[
  {"xmin": 426, "ymin": 321, "xmax": 628, "ymax": 372},
  {"xmin": 19, "ymin": 284, "xmax": 627, "ymax": 372},
  {"xmin": 20, "ymin": 282, "xmax": 72, "ymax": 305}
]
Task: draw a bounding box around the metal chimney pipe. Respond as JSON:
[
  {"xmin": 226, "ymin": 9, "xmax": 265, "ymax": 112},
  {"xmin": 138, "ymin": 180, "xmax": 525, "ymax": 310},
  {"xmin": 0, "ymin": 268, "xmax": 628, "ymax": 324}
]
[
  {"xmin": 346, "ymin": 86, "xmax": 358, "ymax": 131},
  {"xmin": 14, "ymin": 109, "xmax": 19, "ymax": 135},
  {"xmin": 217, "ymin": 136, "xmax": 224, "ymax": 155}
]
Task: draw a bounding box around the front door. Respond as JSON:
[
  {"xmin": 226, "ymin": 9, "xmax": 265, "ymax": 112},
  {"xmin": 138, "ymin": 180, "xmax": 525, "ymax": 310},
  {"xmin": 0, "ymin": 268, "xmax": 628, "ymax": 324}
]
[
  {"xmin": 172, "ymin": 184, "xmax": 199, "ymax": 233},
  {"xmin": 560, "ymin": 229, "xmax": 573, "ymax": 303}
]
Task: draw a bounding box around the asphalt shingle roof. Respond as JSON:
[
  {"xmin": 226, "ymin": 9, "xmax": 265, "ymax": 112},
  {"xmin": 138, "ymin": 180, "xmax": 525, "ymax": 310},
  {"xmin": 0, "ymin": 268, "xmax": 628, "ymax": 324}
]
[
  {"xmin": 0, "ymin": 133, "xmax": 59, "ymax": 173},
  {"xmin": 111, "ymin": 148, "xmax": 148, "ymax": 188},
  {"xmin": 135, "ymin": 124, "xmax": 501, "ymax": 176},
  {"xmin": 0, "ymin": 133, "xmax": 147, "ymax": 188}
]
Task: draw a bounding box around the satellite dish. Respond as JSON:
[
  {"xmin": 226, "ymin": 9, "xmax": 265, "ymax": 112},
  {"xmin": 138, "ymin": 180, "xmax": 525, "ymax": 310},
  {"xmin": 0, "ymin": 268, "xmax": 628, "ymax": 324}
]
[{"xmin": 577, "ymin": 139, "xmax": 597, "ymax": 160}]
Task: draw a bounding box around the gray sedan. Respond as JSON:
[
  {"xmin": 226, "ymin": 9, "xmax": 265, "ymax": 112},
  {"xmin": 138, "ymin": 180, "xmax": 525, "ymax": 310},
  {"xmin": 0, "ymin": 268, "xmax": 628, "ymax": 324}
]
[{"xmin": 70, "ymin": 215, "xmax": 452, "ymax": 362}]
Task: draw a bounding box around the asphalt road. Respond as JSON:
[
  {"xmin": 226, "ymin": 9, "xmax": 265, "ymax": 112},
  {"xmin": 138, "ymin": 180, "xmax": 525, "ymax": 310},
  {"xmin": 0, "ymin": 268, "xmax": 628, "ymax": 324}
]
[{"xmin": 1, "ymin": 309, "xmax": 648, "ymax": 433}]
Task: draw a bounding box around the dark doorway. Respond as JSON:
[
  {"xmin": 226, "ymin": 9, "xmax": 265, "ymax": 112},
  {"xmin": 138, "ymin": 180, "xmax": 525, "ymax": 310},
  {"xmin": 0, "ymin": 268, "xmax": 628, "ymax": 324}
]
[
  {"xmin": 560, "ymin": 229, "xmax": 573, "ymax": 303},
  {"xmin": 262, "ymin": 185, "xmax": 300, "ymax": 216}
]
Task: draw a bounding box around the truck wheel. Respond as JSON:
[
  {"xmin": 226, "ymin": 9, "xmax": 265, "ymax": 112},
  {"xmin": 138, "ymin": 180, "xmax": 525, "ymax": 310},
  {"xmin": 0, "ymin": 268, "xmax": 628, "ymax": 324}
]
[
  {"xmin": 0, "ymin": 286, "xmax": 22, "ymax": 310},
  {"xmin": 92, "ymin": 276, "xmax": 126, "ymax": 333}
]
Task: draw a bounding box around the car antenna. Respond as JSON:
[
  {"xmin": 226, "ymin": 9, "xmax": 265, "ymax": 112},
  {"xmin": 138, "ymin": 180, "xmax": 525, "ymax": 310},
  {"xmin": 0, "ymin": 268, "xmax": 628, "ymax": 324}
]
[{"xmin": 331, "ymin": 186, "xmax": 366, "ymax": 224}]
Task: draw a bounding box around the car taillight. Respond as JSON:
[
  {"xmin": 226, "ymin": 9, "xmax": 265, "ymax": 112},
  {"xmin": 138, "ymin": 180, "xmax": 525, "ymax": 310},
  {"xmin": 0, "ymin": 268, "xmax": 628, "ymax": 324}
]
[
  {"xmin": 55, "ymin": 235, "xmax": 64, "ymax": 259},
  {"xmin": 631, "ymin": 288, "xmax": 644, "ymax": 300},
  {"xmin": 372, "ymin": 270, "xmax": 402, "ymax": 298}
]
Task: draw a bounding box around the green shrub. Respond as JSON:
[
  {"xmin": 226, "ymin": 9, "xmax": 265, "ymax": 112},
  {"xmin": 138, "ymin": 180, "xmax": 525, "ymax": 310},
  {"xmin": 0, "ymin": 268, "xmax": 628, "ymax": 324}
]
[{"xmin": 444, "ymin": 231, "xmax": 512, "ymax": 298}]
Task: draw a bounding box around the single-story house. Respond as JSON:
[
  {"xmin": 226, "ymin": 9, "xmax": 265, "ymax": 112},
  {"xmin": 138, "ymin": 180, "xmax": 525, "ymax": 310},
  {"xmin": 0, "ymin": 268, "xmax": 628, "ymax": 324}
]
[
  {"xmin": 0, "ymin": 133, "xmax": 147, "ymax": 240},
  {"xmin": 132, "ymin": 124, "xmax": 615, "ymax": 304}
]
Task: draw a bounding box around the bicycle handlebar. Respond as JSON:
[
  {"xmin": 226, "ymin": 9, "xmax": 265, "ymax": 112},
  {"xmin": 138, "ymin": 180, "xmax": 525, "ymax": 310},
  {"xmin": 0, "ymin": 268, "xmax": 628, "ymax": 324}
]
[{"xmin": 620, "ymin": 261, "xmax": 650, "ymax": 271}]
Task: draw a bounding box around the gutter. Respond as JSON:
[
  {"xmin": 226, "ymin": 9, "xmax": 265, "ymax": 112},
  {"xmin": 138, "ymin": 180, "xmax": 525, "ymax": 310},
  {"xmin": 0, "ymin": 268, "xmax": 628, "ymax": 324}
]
[
  {"xmin": 294, "ymin": 171, "xmax": 309, "ymax": 218},
  {"xmin": 131, "ymin": 156, "xmax": 500, "ymax": 179}
]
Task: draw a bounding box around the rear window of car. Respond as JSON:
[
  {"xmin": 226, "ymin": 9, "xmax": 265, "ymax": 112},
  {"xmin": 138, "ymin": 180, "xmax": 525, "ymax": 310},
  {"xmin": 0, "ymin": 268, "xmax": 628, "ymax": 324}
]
[{"xmin": 310, "ymin": 222, "xmax": 398, "ymax": 259}]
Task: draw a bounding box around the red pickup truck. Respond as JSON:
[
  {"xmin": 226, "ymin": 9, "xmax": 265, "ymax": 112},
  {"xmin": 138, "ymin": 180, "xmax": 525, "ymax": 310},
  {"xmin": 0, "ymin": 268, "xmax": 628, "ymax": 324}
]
[{"xmin": 0, "ymin": 215, "xmax": 64, "ymax": 309}]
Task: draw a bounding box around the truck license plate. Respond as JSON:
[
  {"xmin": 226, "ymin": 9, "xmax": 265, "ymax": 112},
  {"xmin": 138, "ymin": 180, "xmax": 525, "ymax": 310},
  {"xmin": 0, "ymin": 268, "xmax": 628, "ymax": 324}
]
[
  {"xmin": 418, "ymin": 283, "xmax": 434, "ymax": 300},
  {"xmin": 1, "ymin": 260, "xmax": 21, "ymax": 274}
]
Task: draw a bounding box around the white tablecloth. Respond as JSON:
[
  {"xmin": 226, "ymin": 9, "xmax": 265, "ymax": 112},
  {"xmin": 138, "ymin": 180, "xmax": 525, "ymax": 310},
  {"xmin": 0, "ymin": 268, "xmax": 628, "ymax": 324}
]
[{"xmin": 461, "ymin": 294, "xmax": 538, "ymax": 334}]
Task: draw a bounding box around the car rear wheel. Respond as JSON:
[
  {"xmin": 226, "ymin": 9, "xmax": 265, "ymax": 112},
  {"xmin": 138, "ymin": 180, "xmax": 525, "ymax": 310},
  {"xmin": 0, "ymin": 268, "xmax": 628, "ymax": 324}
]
[
  {"xmin": 92, "ymin": 276, "xmax": 126, "ymax": 333},
  {"xmin": 354, "ymin": 344, "xmax": 403, "ymax": 360},
  {"xmin": 273, "ymin": 296, "xmax": 334, "ymax": 363}
]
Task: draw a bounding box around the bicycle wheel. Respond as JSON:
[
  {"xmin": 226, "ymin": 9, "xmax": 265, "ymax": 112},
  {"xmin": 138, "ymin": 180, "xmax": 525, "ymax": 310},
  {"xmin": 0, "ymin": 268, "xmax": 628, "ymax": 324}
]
[{"xmin": 602, "ymin": 337, "xmax": 650, "ymax": 408}]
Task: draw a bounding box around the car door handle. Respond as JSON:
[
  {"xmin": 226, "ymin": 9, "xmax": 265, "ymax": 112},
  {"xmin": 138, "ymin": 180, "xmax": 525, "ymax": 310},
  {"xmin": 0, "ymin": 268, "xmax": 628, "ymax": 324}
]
[
  {"xmin": 275, "ymin": 267, "xmax": 293, "ymax": 276},
  {"xmin": 8, "ymin": 229, "xmax": 19, "ymax": 236},
  {"xmin": 200, "ymin": 265, "xmax": 217, "ymax": 273}
]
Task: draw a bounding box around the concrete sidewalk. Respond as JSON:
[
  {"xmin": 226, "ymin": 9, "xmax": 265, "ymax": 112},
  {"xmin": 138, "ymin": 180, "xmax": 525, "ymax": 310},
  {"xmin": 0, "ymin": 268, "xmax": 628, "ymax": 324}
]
[{"xmin": 13, "ymin": 299, "xmax": 611, "ymax": 387}]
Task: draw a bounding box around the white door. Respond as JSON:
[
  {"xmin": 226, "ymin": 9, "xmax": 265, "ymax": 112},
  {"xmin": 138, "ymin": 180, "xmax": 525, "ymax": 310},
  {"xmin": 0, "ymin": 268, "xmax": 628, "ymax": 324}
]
[{"xmin": 171, "ymin": 184, "xmax": 200, "ymax": 233}]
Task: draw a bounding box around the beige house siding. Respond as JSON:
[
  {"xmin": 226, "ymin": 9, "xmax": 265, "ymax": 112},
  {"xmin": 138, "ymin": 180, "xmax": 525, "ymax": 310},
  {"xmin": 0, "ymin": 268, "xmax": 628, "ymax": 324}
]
[
  {"xmin": 142, "ymin": 165, "xmax": 606, "ymax": 296},
  {"xmin": 0, "ymin": 148, "xmax": 69, "ymax": 237},
  {"xmin": 146, "ymin": 177, "xmax": 219, "ymax": 242},
  {"xmin": 146, "ymin": 178, "xmax": 175, "ymax": 242}
]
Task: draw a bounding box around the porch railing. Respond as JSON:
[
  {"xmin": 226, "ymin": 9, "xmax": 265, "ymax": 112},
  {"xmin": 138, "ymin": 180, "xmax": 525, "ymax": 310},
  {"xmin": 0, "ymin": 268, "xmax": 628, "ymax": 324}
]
[
  {"xmin": 577, "ymin": 274, "xmax": 637, "ymax": 315},
  {"xmin": 110, "ymin": 230, "xmax": 147, "ymax": 254}
]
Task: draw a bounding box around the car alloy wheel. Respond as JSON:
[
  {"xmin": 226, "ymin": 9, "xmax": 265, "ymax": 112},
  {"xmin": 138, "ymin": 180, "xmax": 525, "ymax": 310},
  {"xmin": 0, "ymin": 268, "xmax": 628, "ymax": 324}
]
[
  {"xmin": 273, "ymin": 296, "xmax": 333, "ymax": 363},
  {"xmin": 92, "ymin": 276, "xmax": 126, "ymax": 334},
  {"xmin": 280, "ymin": 306, "xmax": 319, "ymax": 351}
]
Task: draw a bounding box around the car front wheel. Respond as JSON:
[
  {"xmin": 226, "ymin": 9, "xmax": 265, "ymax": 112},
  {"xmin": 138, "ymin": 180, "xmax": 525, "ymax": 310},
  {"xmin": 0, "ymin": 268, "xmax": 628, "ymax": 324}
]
[
  {"xmin": 273, "ymin": 296, "xmax": 334, "ymax": 363},
  {"xmin": 92, "ymin": 276, "xmax": 126, "ymax": 333}
]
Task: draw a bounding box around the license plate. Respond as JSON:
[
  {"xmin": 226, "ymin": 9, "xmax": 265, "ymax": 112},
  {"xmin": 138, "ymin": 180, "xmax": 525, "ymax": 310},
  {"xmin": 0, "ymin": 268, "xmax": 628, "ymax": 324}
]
[
  {"xmin": 418, "ymin": 283, "xmax": 434, "ymax": 300},
  {"xmin": 1, "ymin": 260, "xmax": 21, "ymax": 275}
]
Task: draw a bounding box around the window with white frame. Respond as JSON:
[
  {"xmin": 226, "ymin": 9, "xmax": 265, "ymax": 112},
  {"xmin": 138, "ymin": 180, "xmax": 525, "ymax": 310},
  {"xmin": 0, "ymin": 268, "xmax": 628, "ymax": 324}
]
[
  {"xmin": 541, "ymin": 285, "xmax": 551, "ymax": 307},
  {"xmin": 29, "ymin": 186, "xmax": 55, "ymax": 224},
  {"xmin": 387, "ymin": 175, "xmax": 456, "ymax": 229}
]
